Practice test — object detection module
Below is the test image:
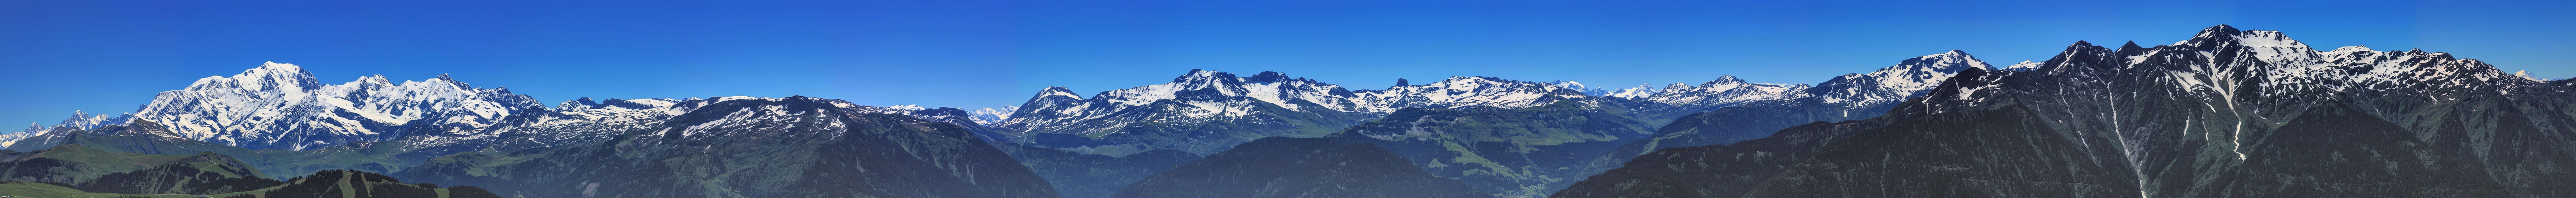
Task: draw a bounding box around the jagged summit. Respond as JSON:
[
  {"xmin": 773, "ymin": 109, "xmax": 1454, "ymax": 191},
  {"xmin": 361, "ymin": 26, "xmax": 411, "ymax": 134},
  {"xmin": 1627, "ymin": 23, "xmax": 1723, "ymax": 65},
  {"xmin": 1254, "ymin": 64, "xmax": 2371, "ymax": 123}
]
[
  {"xmin": 1563, "ymin": 25, "xmax": 2576, "ymax": 198},
  {"xmin": 1907, "ymin": 24, "xmax": 2558, "ymax": 197},
  {"xmin": 50, "ymin": 110, "xmax": 119, "ymax": 130},
  {"xmin": 1169, "ymin": 69, "xmax": 1236, "ymax": 83},
  {"xmin": 1245, "ymin": 71, "xmax": 1310, "ymax": 84},
  {"xmin": 2178, "ymin": 24, "xmax": 2252, "ymax": 48},
  {"xmin": 1809, "ymin": 50, "xmax": 1989, "ymax": 106},
  {"xmin": 113, "ymin": 62, "xmax": 550, "ymax": 150}
]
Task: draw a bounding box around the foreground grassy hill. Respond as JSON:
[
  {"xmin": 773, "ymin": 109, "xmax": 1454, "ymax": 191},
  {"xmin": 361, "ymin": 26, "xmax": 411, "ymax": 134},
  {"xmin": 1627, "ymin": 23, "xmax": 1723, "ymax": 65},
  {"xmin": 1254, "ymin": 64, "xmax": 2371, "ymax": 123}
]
[{"xmin": 0, "ymin": 182, "xmax": 197, "ymax": 198}]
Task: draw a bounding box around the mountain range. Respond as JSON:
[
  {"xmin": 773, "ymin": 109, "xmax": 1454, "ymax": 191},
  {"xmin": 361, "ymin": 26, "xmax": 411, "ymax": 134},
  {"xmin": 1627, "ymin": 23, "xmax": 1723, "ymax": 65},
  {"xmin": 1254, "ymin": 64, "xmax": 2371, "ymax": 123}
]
[
  {"xmin": 0, "ymin": 25, "xmax": 2565, "ymax": 198},
  {"xmin": 1555, "ymin": 25, "xmax": 2576, "ymax": 198}
]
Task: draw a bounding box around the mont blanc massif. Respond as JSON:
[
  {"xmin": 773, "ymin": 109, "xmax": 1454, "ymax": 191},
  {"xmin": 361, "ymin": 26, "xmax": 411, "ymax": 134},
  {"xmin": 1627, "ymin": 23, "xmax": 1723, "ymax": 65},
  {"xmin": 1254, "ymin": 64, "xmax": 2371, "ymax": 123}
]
[{"xmin": 3, "ymin": 25, "xmax": 2569, "ymax": 198}]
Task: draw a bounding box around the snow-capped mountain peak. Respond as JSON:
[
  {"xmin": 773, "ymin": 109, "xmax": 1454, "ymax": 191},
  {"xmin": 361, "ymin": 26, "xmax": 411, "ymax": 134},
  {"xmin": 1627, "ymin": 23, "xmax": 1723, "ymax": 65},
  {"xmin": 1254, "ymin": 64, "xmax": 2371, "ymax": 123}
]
[
  {"xmin": 49, "ymin": 110, "xmax": 122, "ymax": 131},
  {"xmin": 1661, "ymin": 82, "xmax": 1694, "ymax": 92},
  {"xmin": 557, "ymin": 97, "xmax": 683, "ymax": 112},
  {"xmin": 968, "ymin": 106, "xmax": 1016, "ymax": 125},
  {"xmin": 885, "ymin": 104, "xmax": 929, "ymax": 111},
  {"xmin": 1035, "ymin": 86, "xmax": 1082, "ymax": 99},
  {"xmin": 2330, "ymin": 45, "xmax": 2375, "ymax": 53},
  {"xmin": 1628, "ymin": 75, "xmax": 1805, "ymax": 109},
  {"xmin": 184, "ymin": 61, "xmax": 325, "ymax": 92},
  {"xmin": 1603, "ymin": 83, "xmax": 1662, "ymax": 99},
  {"xmin": 1914, "ymin": 25, "xmax": 2529, "ymax": 117},
  {"xmin": 1084, "ymin": 69, "xmax": 1357, "ymax": 112},
  {"xmin": 126, "ymin": 62, "xmax": 547, "ymax": 150},
  {"xmin": 2176, "ymin": 24, "xmax": 2245, "ymax": 48},
  {"xmin": 1811, "ymin": 50, "xmax": 1990, "ymax": 106},
  {"xmin": 1352, "ymin": 76, "xmax": 1591, "ymax": 110},
  {"xmin": 2001, "ymin": 60, "xmax": 2042, "ymax": 71},
  {"xmin": 1879, "ymin": 50, "xmax": 1990, "ymax": 88},
  {"xmin": 0, "ymin": 110, "xmax": 130, "ymax": 147},
  {"xmin": 1556, "ymin": 80, "xmax": 1590, "ymax": 90},
  {"xmin": 1557, "ymin": 80, "xmax": 1634, "ymax": 96}
]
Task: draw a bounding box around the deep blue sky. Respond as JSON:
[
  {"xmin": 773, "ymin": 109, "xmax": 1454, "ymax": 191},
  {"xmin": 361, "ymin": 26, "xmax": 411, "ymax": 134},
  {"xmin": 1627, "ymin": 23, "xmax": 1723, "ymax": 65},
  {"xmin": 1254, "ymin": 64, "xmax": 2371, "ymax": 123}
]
[{"xmin": 4, "ymin": 0, "xmax": 2572, "ymax": 126}]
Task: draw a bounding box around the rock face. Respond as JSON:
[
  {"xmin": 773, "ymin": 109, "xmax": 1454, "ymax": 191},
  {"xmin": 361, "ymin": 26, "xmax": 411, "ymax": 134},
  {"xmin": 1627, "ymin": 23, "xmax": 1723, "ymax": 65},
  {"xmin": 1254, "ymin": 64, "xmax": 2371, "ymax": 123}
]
[
  {"xmin": 398, "ymin": 97, "xmax": 1060, "ymax": 198},
  {"xmin": 1115, "ymin": 137, "xmax": 1488, "ymax": 198},
  {"xmin": 1557, "ymin": 25, "xmax": 2576, "ymax": 198}
]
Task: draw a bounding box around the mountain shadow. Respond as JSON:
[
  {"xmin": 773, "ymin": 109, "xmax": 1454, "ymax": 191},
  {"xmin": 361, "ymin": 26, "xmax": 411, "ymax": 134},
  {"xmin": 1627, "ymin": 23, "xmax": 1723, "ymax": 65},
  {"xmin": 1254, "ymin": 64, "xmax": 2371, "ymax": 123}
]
[
  {"xmin": 1548, "ymin": 120, "xmax": 1881, "ymax": 198},
  {"xmin": 1115, "ymin": 137, "xmax": 1487, "ymax": 198},
  {"xmin": 2191, "ymin": 103, "xmax": 2508, "ymax": 197},
  {"xmin": 1741, "ymin": 105, "xmax": 2139, "ymax": 198},
  {"xmin": 1321, "ymin": 101, "xmax": 1656, "ymax": 197},
  {"xmin": 998, "ymin": 142, "xmax": 1203, "ymax": 198}
]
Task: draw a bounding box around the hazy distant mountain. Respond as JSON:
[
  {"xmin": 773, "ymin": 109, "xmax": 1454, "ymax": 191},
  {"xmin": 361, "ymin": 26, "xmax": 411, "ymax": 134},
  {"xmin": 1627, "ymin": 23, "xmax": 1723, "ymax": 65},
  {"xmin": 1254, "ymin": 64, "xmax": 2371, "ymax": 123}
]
[
  {"xmin": 984, "ymin": 58, "xmax": 1983, "ymax": 158},
  {"xmin": 984, "ymin": 52, "xmax": 1987, "ymax": 197},
  {"xmin": 398, "ymin": 96, "xmax": 1059, "ymax": 198},
  {"xmin": 989, "ymin": 70, "xmax": 1601, "ymax": 156},
  {"xmin": 1605, "ymin": 50, "xmax": 1991, "ymax": 156}
]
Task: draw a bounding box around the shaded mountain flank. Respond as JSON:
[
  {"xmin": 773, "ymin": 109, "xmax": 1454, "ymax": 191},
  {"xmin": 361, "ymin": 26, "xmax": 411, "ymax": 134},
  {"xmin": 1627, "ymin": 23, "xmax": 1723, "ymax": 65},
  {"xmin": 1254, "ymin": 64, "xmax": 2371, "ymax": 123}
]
[
  {"xmin": 997, "ymin": 142, "xmax": 1203, "ymax": 198},
  {"xmin": 1549, "ymin": 120, "xmax": 1882, "ymax": 198},
  {"xmin": 1322, "ymin": 101, "xmax": 1656, "ymax": 197},
  {"xmin": 1557, "ymin": 25, "xmax": 2576, "ymax": 198},
  {"xmin": 1115, "ymin": 137, "xmax": 1487, "ymax": 198}
]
